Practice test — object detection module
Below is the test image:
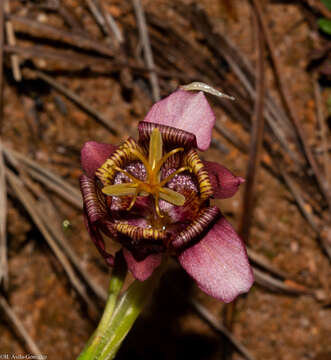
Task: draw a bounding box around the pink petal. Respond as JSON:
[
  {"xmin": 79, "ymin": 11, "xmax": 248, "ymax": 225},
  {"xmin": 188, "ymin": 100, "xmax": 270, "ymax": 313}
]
[
  {"xmin": 123, "ymin": 249, "xmax": 162, "ymax": 281},
  {"xmin": 178, "ymin": 216, "xmax": 254, "ymax": 302},
  {"xmin": 81, "ymin": 141, "xmax": 116, "ymax": 178},
  {"xmin": 204, "ymin": 161, "xmax": 245, "ymax": 199},
  {"xmin": 144, "ymin": 90, "xmax": 215, "ymax": 151}
]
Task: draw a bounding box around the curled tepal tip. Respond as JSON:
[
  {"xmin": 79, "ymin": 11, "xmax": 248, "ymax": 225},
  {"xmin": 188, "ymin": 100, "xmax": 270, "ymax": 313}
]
[{"xmin": 180, "ymin": 82, "xmax": 235, "ymax": 101}]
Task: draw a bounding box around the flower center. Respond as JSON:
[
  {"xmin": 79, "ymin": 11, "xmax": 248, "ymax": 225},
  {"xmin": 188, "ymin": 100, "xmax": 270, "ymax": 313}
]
[{"xmin": 101, "ymin": 128, "xmax": 189, "ymax": 218}]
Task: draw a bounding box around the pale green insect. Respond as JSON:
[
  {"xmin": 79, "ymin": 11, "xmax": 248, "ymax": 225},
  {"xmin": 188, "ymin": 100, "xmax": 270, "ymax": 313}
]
[
  {"xmin": 180, "ymin": 82, "xmax": 235, "ymax": 101},
  {"xmin": 62, "ymin": 219, "xmax": 71, "ymax": 230}
]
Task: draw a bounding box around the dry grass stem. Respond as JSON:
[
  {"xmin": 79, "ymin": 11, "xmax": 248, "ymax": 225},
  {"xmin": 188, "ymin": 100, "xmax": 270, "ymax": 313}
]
[
  {"xmin": 132, "ymin": 0, "xmax": 160, "ymax": 101},
  {"xmin": 0, "ymin": 295, "xmax": 42, "ymax": 355},
  {"xmin": 4, "ymin": 146, "xmax": 82, "ymax": 209},
  {"xmin": 4, "ymin": 0, "xmax": 21, "ymax": 82},
  {"xmin": 189, "ymin": 298, "xmax": 256, "ymax": 360},
  {"xmin": 0, "ymin": 142, "xmax": 8, "ymax": 289},
  {"xmin": 313, "ymin": 79, "xmax": 330, "ymax": 192},
  {"xmin": 35, "ymin": 70, "xmax": 119, "ymax": 135},
  {"xmin": 6, "ymin": 170, "xmax": 99, "ymax": 318}
]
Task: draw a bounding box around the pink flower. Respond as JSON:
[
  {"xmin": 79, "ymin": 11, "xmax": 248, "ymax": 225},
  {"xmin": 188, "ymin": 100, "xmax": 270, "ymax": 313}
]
[{"xmin": 80, "ymin": 89, "xmax": 253, "ymax": 303}]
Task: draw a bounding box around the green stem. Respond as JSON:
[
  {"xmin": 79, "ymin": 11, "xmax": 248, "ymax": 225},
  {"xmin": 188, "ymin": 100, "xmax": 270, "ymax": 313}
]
[
  {"xmin": 78, "ymin": 251, "xmax": 127, "ymax": 360},
  {"xmin": 78, "ymin": 254, "xmax": 166, "ymax": 360},
  {"xmin": 98, "ymin": 262, "xmax": 165, "ymax": 360}
]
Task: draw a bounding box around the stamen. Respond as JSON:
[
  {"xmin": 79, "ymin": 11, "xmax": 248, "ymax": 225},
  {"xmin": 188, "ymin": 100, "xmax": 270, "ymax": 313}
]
[
  {"xmin": 102, "ymin": 183, "xmax": 137, "ymax": 196},
  {"xmin": 159, "ymin": 188, "xmax": 186, "ymax": 206},
  {"xmin": 126, "ymin": 189, "xmax": 139, "ymax": 210},
  {"xmin": 130, "ymin": 148, "xmax": 151, "ymax": 177},
  {"xmin": 154, "ymin": 147, "xmax": 184, "ymax": 174},
  {"xmin": 100, "ymin": 129, "xmax": 191, "ymax": 218},
  {"xmin": 149, "ymin": 128, "xmax": 163, "ymax": 171},
  {"xmin": 160, "ymin": 166, "xmax": 189, "ymax": 187},
  {"xmin": 113, "ymin": 166, "xmax": 142, "ymax": 183},
  {"xmin": 154, "ymin": 193, "xmax": 163, "ymax": 218}
]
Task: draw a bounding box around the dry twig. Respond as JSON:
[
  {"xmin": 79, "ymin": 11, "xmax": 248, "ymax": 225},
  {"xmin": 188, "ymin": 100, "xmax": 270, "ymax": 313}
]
[
  {"xmin": 0, "ymin": 142, "xmax": 7, "ymax": 289},
  {"xmin": 4, "ymin": 45, "xmax": 192, "ymax": 81},
  {"xmin": 181, "ymin": 5, "xmax": 294, "ymax": 131},
  {"xmin": 4, "ymin": 146, "xmax": 82, "ymax": 209},
  {"xmin": 239, "ymin": 12, "xmax": 266, "ymax": 243},
  {"xmin": 303, "ymin": 0, "xmax": 331, "ymax": 19},
  {"xmin": 4, "ymin": 148, "xmax": 107, "ymax": 301},
  {"xmin": 104, "ymin": 11, "xmax": 124, "ymax": 44},
  {"xmin": 314, "ymin": 79, "xmax": 330, "ymax": 191},
  {"xmin": 253, "ymin": 268, "xmax": 311, "ymax": 295},
  {"xmin": 132, "ymin": 0, "xmax": 160, "ymax": 101},
  {"xmin": 281, "ymin": 168, "xmax": 331, "ymax": 260},
  {"xmin": 247, "ymin": 248, "xmax": 288, "ymax": 280},
  {"xmin": 57, "ymin": 2, "xmax": 86, "ymax": 33},
  {"xmin": 190, "ymin": 298, "xmax": 256, "ymax": 360},
  {"xmin": 93, "ymin": 0, "xmax": 123, "ymax": 46},
  {"xmin": 8, "ymin": 15, "xmax": 114, "ymax": 58},
  {"xmin": 179, "ymin": 5, "xmax": 302, "ymax": 165},
  {"xmin": 0, "ymin": 295, "xmax": 41, "ymax": 355},
  {"xmin": 0, "ymin": 4, "xmax": 7, "ymax": 290},
  {"xmin": 251, "ymin": 0, "xmax": 331, "ymax": 210},
  {"xmin": 34, "ymin": 70, "xmax": 119, "ymax": 135},
  {"xmin": 38, "ymin": 195, "xmax": 107, "ymax": 302},
  {"xmin": 85, "ymin": 0, "xmax": 112, "ymax": 39},
  {"xmin": 6, "ymin": 170, "xmax": 99, "ymax": 318},
  {"xmin": 4, "ymin": 0, "xmax": 21, "ymax": 82},
  {"xmin": 214, "ymin": 117, "xmax": 329, "ymax": 260},
  {"xmin": 223, "ymin": 15, "xmax": 266, "ymax": 354}
]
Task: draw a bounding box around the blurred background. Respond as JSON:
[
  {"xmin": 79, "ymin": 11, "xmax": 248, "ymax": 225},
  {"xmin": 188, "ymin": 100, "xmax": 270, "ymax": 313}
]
[{"xmin": 0, "ymin": 0, "xmax": 330, "ymax": 359}]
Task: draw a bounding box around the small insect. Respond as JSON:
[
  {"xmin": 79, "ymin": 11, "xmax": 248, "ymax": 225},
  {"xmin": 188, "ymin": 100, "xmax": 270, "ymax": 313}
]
[
  {"xmin": 180, "ymin": 82, "xmax": 235, "ymax": 101},
  {"xmin": 62, "ymin": 219, "xmax": 71, "ymax": 230}
]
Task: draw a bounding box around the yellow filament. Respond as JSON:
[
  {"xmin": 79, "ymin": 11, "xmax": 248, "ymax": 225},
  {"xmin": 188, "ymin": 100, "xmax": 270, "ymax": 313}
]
[
  {"xmin": 154, "ymin": 147, "xmax": 184, "ymax": 174},
  {"xmin": 130, "ymin": 148, "xmax": 152, "ymax": 176},
  {"xmin": 127, "ymin": 190, "xmax": 139, "ymax": 210},
  {"xmin": 113, "ymin": 166, "xmax": 142, "ymax": 183},
  {"xmin": 154, "ymin": 193, "xmax": 163, "ymax": 218},
  {"xmin": 160, "ymin": 166, "xmax": 189, "ymax": 187}
]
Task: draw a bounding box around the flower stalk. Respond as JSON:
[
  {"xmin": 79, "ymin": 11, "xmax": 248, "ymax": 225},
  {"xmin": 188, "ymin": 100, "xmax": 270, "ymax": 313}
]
[
  {"xmin": 78, "ymin": 252, "xmax": 165, "ymax": 360},
  {"xmin": 97, "ymin": 262, "xmax": 165, "ymax": 360},
  {"xmin": 78, "ymin": 251, "xmax": 127, "ymax": 360}
]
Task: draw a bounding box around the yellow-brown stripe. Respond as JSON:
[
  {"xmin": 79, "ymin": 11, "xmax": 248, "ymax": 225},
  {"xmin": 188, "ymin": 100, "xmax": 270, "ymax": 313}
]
[
  {"xmin": 96, "ymin": 138, "xmax": 144, "ymax": 185},
  {"xmin": 184, "ymin": 149, "xmax": 213, "ymax": 200},
  {"xmin": 115, "ymin": 223, "xmax": 167, "ymax": 241}
]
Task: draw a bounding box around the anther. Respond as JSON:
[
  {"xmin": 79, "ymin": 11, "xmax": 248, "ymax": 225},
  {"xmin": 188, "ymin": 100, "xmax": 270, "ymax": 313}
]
[{"xmin": 101, "ymin": 128, "xmax": 187, "ymax": 218}]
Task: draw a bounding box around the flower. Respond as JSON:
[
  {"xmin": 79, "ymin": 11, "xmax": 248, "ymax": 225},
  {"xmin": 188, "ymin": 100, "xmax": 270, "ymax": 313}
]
[{"xmin": 80, "ymin": 88, "xmax": 254, "ymax": 303}]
